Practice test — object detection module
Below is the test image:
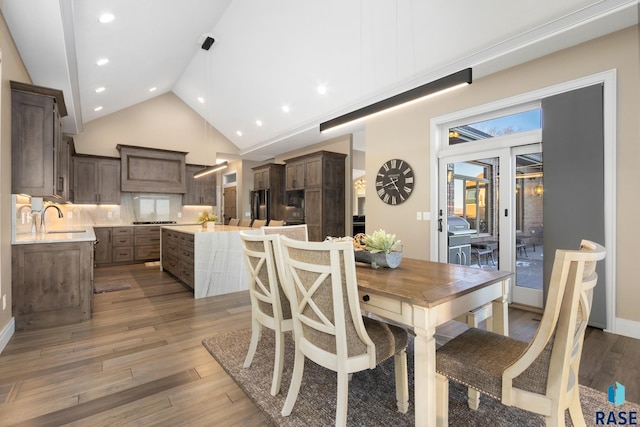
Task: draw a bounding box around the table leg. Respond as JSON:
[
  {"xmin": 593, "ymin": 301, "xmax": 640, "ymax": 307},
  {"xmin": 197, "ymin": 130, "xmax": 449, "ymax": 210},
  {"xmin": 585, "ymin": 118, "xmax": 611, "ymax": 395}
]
[
  {"xmin": 491, "ymin": 277, "xmax": 511, "ymax": 336},
  {"xmin": 413, "ymin": 308, "xmax": 437, "ymax": 427}
]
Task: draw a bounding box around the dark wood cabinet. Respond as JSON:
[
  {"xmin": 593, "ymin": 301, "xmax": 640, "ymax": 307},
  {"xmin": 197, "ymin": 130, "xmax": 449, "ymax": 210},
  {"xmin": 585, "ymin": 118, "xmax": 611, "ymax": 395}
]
[
  {"xmin": 57, "ymin": 136, "xmax": 75, "ymax": 202},
  {"xmin": 253, "ymin": 168, "xmax": 270, "ymax": 190},
  {"xmin": 183, "ymin": 164, "xmax": 216, "ymax": 205},
  {"xmin": 285, "ymin": 160, "xmax": 305, "ymax": 191},
  {"xmin": 94, "ymin": 227, "xmax": 113, "ymax": 265},
  {"xmin": 162, "ymin": 229, "xmax": 194, "ymax": 289},
  {"xmin": 12, "ymin": 241, "xmax": 93, "ymax": 331},
  {"xmin": 73, "ymin": 156, "xmax": 121, "ymax": 204},
  {"xmin": 285, "ymin": 151, "xmax": 346, "ymax": 241},
  {"xmin": 134, "ymin": 226, "xmax": 161, "ymax": 261},
  {"xmin": 11, "ymin": 81, "xmax": 67, "ymax": 199},
  {"xmin": 112, "ymin": 227, "xmax": 134, "ymax": 263},
  {"xmin": 252, "ymin": 163, "xmax": 286, "ymax": 221},
  {"xmin": 117, "ymin": 145, "xmax": 187, "ymax": 193}
]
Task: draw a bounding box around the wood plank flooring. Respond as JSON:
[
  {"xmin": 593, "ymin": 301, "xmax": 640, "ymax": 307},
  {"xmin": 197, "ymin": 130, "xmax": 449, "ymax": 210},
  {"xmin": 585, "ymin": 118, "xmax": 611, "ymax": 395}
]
[{"xmin": 0, "ymin": 263, "xmax": 638, "ymax": 426}]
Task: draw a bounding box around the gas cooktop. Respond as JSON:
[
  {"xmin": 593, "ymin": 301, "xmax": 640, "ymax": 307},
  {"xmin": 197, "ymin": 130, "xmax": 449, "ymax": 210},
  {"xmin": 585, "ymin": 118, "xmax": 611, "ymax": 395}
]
[{"xmin": 132, "ymin": 221, "xmax": 177, "ymax": 225}]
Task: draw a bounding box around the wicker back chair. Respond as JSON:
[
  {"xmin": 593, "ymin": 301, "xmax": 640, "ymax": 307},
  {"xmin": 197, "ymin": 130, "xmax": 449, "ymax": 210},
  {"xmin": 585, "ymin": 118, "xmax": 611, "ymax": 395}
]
[
  {"xmin": 238, "ymin": 218, "xmax": 252, "ymax": 227},
  {"xmin": 435, "ymin": 240, "xmax": 606, "ymax": 426},
  {"xmin": 277, "ymin": 236, "xmax": 409, "ymax": 426},
  {"xmin": 267, "ymin": 219, "xmax": 284, "ymax": 226},
  {"xmin": 251, "ymin": 219, "xmax": 267, "ymax": 228},
  {"xmin": 261, "ymin": 224, "xmax": 308, "ymax": 242},
  {"xmin": 239, "ymin": 231, "xmax": 292, "ymax": 396},
  {"xmin": 228, "ymin": 218, "xmax": 240, "ymax": 226}
]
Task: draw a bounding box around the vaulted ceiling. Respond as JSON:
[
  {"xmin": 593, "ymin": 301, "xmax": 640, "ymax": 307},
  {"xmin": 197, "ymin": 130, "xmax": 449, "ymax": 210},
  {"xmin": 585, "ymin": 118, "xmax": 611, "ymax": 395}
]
[{"xmin": 2, "ymin": 0, "xmax": 638, "ymax": 160}]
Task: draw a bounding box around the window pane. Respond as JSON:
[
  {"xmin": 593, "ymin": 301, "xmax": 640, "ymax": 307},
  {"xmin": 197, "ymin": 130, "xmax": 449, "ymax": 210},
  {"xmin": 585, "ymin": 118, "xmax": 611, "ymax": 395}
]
[{"xmin": 449, "ymin": 109, "xmax": 541, "ymax": 145}]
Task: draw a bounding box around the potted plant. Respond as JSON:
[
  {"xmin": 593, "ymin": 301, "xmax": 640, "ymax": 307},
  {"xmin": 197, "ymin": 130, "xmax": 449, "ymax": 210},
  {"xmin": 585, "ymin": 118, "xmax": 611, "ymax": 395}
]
[
  {"xmin": 354, "ymin": 229, "xmax": 403, "ymax": 268},
  {"xmin": 197, "ymin": 210, "xmax": 218, "ymax": 230}
]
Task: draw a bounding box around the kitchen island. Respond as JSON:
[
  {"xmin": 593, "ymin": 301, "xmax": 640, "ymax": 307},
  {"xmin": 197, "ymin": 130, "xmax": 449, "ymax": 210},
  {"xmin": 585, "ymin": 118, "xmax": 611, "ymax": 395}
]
[{"xmin": 160, "ymin": 224, "xmax": 259, "ymax": 299}]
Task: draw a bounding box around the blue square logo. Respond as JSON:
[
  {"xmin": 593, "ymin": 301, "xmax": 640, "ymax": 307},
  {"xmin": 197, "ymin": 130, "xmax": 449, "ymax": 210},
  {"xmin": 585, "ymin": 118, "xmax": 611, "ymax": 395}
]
[{"xmin": 608, "ymin": 382, "xmax": 625, "ymax": 407}]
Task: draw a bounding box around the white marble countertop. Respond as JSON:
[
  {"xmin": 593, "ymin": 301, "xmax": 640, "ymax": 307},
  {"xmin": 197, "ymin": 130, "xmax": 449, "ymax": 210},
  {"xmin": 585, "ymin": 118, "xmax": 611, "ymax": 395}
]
[
  {"xmin": 13, "ymin": 226, "xmax": 97, "ymax": 245},
  {"xmin": 160, "ymin": 224, "xmax": 253, "ymax": 234}
]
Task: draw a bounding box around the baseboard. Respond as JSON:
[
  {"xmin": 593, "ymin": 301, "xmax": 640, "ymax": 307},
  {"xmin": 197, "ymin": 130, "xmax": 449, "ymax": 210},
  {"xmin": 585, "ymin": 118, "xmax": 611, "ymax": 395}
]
[
  {"xmin": 0, "ymin": 318, "xmax": 15, "ymax": 353},
  {"xmin": 611, "ymin": 317, "xmax": 640, "ymax": 340}
]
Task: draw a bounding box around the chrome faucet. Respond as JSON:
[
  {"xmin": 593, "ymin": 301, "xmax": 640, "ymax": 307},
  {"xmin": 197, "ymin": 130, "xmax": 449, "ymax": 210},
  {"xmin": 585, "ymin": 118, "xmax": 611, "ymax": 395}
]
[{"xmin": 41, "ymin": 205, "xmax": 63, "ymax": 233}]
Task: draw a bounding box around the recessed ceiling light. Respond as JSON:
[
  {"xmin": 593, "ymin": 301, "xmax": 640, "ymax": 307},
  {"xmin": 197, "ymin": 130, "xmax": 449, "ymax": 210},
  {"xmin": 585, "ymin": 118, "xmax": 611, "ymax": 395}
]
[
  {"xmin": 96, "ymin": 58, "xmax": 109, "ymax": 66},
  {"xmin": 282, "ymin": 105, "xmax": 290, "ymax": 113},
  {"xmin": 236, "ymin": 131, "xmax": 243, "ymax": 136},
  {"xmin": 197, "ymin": 96, "xmax": 205, "ymax": 103},
  {"xmin": 256, "ymin": 120, "xmax": 263, "ymax": 127},
  {"xmin": 98, "ymin": 13, "xmax": 115, "ymax": 24},
  {"xmin": 317, "ymin": 85, "xmax": 327, "ymax": 95},
  {"xmin": 94, "ymin": 106, "xmax": 103, "ymax": 112},
  {"xmin": 149, "ymin": 87, "xmax": 157, "ymax": 92},
  {"xmin": 95, "ymin": 87, "xmax": 106, "ymax": 93}
]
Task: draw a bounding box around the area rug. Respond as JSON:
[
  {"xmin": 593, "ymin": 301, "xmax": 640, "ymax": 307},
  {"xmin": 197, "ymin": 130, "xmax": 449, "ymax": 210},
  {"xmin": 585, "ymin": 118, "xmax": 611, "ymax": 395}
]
[
  {"xmin": 93, "ymin": 280, "xmax": 132, "ymax": 294},
  {"xmin": 202, "ymin": 328, "xmax": 640, "ymax": 426}
]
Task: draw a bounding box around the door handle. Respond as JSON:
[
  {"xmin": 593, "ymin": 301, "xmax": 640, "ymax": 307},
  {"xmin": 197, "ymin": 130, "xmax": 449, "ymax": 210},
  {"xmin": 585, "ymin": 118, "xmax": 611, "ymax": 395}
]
[{"xmin": 438, "ymin": 218, "xmax": 443, "ymax": 232}]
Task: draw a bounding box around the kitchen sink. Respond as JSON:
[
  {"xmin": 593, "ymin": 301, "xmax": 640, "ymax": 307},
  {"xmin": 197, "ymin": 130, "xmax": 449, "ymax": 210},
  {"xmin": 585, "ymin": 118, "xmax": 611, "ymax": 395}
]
[{"xmin": 46, "ymin": 229, "xmax": 86, "ymax": 234}]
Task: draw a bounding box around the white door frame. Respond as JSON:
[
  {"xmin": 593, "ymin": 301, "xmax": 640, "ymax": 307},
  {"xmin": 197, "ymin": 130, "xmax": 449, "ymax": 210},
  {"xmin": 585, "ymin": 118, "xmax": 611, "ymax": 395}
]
[{"xmin": 430, "ymin": 70, "xmax": 617, "ymax": 332}]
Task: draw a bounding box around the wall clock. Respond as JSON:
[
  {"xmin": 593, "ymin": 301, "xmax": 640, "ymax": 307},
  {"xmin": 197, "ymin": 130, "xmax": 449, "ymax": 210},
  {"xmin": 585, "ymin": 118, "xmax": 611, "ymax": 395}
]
[{"xmin": 375, "ymin": 159, "xmax": 414, "ymax": 205}]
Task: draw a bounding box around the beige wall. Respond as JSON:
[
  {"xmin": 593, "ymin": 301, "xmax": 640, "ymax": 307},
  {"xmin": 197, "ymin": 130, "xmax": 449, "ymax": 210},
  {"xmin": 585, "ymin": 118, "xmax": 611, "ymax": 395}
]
[
  {"xmin": 73, "ymin": 92, "xmax": 239, "ymax": 165},
  {"xmin": 364, "ymin": 25, "xmax": 640, "ymax": 323},
  {"xmin": 0, "ymin": 12, "xmax": 31, "ymax": 338}
]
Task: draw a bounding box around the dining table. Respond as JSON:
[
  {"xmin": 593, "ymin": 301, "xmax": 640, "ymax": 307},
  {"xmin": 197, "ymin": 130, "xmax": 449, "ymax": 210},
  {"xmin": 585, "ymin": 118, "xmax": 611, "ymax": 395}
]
[{"xmin": 356, "ymin": 258, "xmax": 512, "ymax": 427}]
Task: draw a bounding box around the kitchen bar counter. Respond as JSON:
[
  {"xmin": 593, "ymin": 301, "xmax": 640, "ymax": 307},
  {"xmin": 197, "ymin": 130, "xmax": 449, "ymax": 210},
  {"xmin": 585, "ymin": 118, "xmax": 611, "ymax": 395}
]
[{"xmin": 160, "ymin": 224, "xmax": 259, "ymax": 299}]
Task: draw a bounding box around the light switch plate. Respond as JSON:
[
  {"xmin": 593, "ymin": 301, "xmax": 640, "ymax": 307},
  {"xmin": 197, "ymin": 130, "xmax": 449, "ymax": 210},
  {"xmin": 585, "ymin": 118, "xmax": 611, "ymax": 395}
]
[
  {"xmin": 423, "ymin": 212, "xmax": 431, "ymax": 221},
  {"xmin": 416, "ymin": 212, "xmax": 422, "ymax": 221}
]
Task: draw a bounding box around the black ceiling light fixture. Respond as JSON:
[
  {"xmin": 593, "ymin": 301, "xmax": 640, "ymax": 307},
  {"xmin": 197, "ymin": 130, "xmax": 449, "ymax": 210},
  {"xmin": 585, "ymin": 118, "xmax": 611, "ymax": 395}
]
[
  {"xmin": 200, "ymin": 34, "xmax": 215, "ymax": 51},
  {"xmin": 319, "ymin": 68, "xmax": 473, "ymax": 132}
]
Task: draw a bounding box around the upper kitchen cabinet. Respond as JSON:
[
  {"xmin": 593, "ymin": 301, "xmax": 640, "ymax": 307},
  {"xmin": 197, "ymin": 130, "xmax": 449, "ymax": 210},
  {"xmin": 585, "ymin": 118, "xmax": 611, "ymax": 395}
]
[
  {"xmin": 284, "ymin": 151, "xmax": 346, "ymax": 241},
  {"xmin": 11, "ymin": 81, "xmax": 67, "ymax": 199},
  {"xmin": 117, "ymin": 145, "xmax": 187, "ymax": 193},
  {"xmin": 183, "ymin": 164, "xmax": 216, "ymax": 205},
  {"xmin": 73, "ymin": 155, "xmax": 121, "ymax": 204}
]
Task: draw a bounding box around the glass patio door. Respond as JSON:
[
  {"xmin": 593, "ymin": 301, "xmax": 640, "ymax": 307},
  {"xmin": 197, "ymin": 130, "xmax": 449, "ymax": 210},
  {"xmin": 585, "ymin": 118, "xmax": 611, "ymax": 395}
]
[{"xmin": 438, "ymin": 144, "xmax": 543, "ymax": 308}]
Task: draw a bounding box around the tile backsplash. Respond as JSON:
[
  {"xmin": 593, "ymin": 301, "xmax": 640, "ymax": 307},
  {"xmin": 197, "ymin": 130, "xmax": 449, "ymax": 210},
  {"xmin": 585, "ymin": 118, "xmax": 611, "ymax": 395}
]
[{"xmin": 12, "ymin": 194, "xmax": 218, "ymax": 237}]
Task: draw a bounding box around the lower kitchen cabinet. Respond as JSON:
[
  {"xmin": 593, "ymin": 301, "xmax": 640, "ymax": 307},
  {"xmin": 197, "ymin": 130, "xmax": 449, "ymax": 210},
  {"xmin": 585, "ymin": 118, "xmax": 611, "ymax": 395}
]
[
  {"xmin": 94, "ymin": 225, "xmax": 160, "ymax": 266},
  {"xmin": 12, "ymin": 241, "xmax": 94, "ymax": 331},
  {"xmin": 134, "ymin": 226, "xmax": 161, "ymax": 261},
  {"xmin": 161, "ymin": 228, "xmax": 194, "ymax": 289}
]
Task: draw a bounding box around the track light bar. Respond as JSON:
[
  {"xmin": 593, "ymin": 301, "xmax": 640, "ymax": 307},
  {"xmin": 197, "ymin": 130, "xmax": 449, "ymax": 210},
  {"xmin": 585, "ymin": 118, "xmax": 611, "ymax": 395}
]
[
  {"xmin": 194, "ymin": 161, "xmax": 228, "ymax": 178},
  {"xmin": 319, "ymin": 68, "xmax": 472, "ymax": 132}
]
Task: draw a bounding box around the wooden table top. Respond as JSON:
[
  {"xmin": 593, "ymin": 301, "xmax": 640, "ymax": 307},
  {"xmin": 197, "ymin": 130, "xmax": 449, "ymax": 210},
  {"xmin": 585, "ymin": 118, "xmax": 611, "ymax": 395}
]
[{"xmin": 356, "ymin": 258, "xmax": 512, "ymax": 308}]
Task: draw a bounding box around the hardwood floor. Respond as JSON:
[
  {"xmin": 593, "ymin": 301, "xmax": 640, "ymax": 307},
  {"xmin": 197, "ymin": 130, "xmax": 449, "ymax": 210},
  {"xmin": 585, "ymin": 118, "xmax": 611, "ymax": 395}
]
[{"xmin": 1, "ymin": 263, "xmax": 638, "ymax": 426}]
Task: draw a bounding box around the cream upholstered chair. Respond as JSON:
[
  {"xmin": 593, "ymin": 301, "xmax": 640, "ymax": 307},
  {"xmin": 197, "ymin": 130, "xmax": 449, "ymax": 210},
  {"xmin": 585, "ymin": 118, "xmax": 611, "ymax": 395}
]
[
  {"xmin": 239, "ymin": 231, "xmax": 293, "ymax": 396},
  {"xmin": 262, "ymin": 224, "xmax": 309, "ymax": 242},
  {"xmin": 238, "ymin": 218, "xmax": 252, "ymax": 227},
  {"xmin": 278, "ymin": 236, "xmax": 409, "ymax": 426},
  {"xmin": 268, "ymin": 219, "xmax": 284, "ymax": 226},
  {"xmin": 435, "ymin": 240, "xmax": 606, "ymax": 427},
  {"xmin": 228, "ymin": 218, "xmax": 240, "ymax": 226},
  {"xmin": 252, "ymin": 219, "xmax": 267, "ymax": 228}
]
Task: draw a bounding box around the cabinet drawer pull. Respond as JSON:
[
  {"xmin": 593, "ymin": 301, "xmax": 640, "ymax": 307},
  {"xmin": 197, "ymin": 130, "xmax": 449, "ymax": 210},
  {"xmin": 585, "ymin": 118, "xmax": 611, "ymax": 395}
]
[{"xmin": 362, "ymin": 294, "xmax": 370, "ymax": 302}]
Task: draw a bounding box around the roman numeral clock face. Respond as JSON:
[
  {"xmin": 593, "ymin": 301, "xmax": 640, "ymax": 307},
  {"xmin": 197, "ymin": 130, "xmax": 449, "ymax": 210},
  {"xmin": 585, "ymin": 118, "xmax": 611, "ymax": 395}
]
[{"xmin": 375, "ymin": 159, "xmax": 414, "ymax": 205}]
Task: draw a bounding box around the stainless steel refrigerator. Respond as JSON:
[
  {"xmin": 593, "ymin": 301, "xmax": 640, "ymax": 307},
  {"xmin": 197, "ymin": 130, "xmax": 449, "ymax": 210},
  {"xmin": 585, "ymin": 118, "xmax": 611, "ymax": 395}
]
[{"xmin": 250, "ymin": 189, "xmax": 270, "ymax": 222}]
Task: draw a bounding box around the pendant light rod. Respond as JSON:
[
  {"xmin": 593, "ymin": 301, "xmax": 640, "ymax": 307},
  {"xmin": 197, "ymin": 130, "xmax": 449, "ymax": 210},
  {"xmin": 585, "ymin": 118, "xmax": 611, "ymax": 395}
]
[
  {"xmin": 320, "ymin": 68, "xmax": 472, "ymax": 132},
  {"xmin": 194, "ymin": 161, "xmax": 229, "ymax": 178}
]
